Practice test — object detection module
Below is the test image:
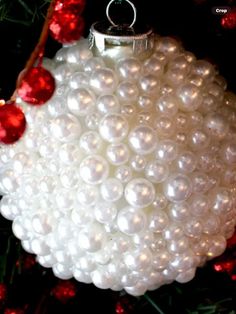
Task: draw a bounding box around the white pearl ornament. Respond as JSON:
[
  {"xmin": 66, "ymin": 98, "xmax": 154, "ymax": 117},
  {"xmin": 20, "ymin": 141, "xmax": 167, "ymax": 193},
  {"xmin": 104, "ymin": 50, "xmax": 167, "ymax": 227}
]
[{"xmin": 1, "ymin": 26, "xmax": 236, "ymax": 298}]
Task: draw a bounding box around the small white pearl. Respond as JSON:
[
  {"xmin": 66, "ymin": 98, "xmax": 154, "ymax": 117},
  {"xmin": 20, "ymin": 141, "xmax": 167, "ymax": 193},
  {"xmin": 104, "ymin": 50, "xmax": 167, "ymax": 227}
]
[
  {"xmin": 115, "ymin": 166, "xmax": 133, "ymax": 183},
  {"xmin": 106, "ymin": 143, "xmax": 130, "ymax": 165},
  {"xmin": 79, "ymin": 131, "xmax": 102, "ymax": 154},
  {"xmin": 145, "ymin": 160, "xmax": 169, "ymax": 183}
]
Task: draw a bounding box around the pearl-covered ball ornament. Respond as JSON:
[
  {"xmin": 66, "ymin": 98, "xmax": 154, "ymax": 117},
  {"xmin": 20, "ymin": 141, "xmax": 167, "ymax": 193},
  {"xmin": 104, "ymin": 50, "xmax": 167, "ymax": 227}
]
[{"xmin": 1, "ymin": 30, "xmax": 236, "ymax": 297}]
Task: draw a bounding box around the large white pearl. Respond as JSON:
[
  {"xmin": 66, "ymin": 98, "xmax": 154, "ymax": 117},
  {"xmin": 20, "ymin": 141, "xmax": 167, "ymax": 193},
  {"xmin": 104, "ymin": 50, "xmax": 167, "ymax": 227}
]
[
  {"xmin": 99, "ymin": 114, "xmax": 129, "ymax": 143},
  {"xmin": 80, "ymin": 155, "xmax": 109, "ymax": 184},
  {"xmin": 50, "ymin": 114, "xmax": 81, "ymax": 142},
  {"xmin": 163, "ymin": 173, "xmax": 192, "ymax": 202},
  {"xmin": 117, "ymin": 206, "xmax": 146, "ymax": 235},
  {"xmin": 129, "ymin": 125, "xmax": 157, "ymax": 155},
  {"xmin": 67, "ymin": 87, "xmax": 96, "ymax": 116},
  {"xmin": 125, "ymin": 178, "xmax": 155, "ymax": 208},
  {"xmin": 90, "ymin": 68, "xmax": 118, "ymax": 94}
]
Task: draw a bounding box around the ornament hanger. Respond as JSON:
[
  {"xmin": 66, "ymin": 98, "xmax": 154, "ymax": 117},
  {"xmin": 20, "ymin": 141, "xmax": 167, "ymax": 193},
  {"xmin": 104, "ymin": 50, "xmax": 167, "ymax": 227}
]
[
  {"xmin": 106, "ymin": 0, "xmax": 137, "ymax": 28},
  {"xmin": 89, "ymin": 0, "xmax": 154, "ymax": 59}
]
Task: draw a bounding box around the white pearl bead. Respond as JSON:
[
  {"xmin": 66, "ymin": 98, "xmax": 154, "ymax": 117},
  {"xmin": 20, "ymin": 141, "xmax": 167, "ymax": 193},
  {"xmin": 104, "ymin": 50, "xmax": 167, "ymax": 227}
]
[
  {"xmin": 50, "ymin": 114, "xmax": 81, "ymax": 142},
  {"xmin": 191, "ymin": 60, "xmax": 215, "ymax": 80},
  {"xmin": 155, "ymin": 140, "xmax": 178, "ymax": 162},
  {"xmin": 115, "ymin": 166, "xmax": 133, "ymax": 183},
  {"xmin": 96, "ymin": 94, "xmax": 120, "ymax": 114},
  {"xmin": 78, "ymin": 223, "xmax": 106, "ymax": 252},
  {"xmin": 129, "ymin": 125, "xmax": 157, "ymax": 155},
  {"xmin": 176, "ymin": 151, "xmax": 197, "ymax": 173},
  {"xmin": 90, "ymin": 68, "xmax": 118, "ymax": 94},
  {"xmin": 140, "ymin": 74, "xmax": 160, "ymax": 95},
  {"xmin": 79, "ymin": 131, "xmax": 102, "ymax": 154},
  {"xmin": 177, "ymin": 84, "xmax": 202, "ymax": 111},
  {"xmin": 125, "ymin": 178, "xmax": 155, "ymax": 208},
  {"xmin": 100, "ymin": 178, "xmax": 123, "ymax": 202},
  {"xmin": 169, "ymin": 202, "xmax": 190, "ymax": 221},
  {"xmin": 221, "ymin": 141, "xmax": 236, "ymax": 165},
  {"xmin": 145, "ymin": 160, "xmax": 169, "ymax": 183},
  {"xmin": 106, "ymin": 143, "xmax": 130, "ymax": 165},
  {"xmin": 204, "ymin": 113, "xmax": 229, "ymax": 140},
  {"xmin": 117, "ymin": 57, "xmax": 141, "ymax": 80},
  {"xmin": 84, "ymin": 57, "xmax": 105, "ymax": 72},
  {"xmin": 80, "ymin": 155, "xmax": 109, "ymax": 185},
  {"xmin": 188, "ymin": 129, "xmax": 209, "ymax": 151},
  {"xmin": 163, "ymin": 173, "xmax": 192, "ymax": 202},
  {"xmin": 149, "ymin": 210, "xmax": 169, "ymax": 232},
  {"xmin": 124, "ymin": 248, "xmax": 153, "ymax": 270},
  {"xmin": 94, "ymin": 201, "xmax": 117, "ymax": 224},
  {"xmin": 99, "ymin": 114, "xmax": 129, "ymax": 143},
  {"xmin": 117, "ymin": 206, "xmax": 146, "ymax": 235},
  {"xmin": 143, "ymin": 56, "xmax": 164, "ymax": 76},
  {"xmin": 117, "ymin": 81, "xmax": 139, "ymax": 102},
  {"xmin": 130, "ymin": 155, "xmax": 147, "ymax": 172},
  {"xmin": 156, "ymin": 94, "xmax": 179, "ymax": 117},
  {"xmin": 67, "ymin": 87, "xmax": 96, "ymax": 116}
]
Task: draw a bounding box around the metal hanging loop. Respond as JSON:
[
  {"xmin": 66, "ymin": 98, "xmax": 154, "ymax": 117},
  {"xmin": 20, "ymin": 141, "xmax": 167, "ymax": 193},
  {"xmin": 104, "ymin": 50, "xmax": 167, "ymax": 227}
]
[{"xmin": 106, "ymin": 0, "xmax": 137, "ymax": 28}]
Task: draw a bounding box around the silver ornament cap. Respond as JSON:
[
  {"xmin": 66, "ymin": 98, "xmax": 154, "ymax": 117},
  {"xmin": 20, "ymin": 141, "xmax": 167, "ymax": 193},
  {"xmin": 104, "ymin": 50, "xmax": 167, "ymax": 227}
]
[{"xmin": 89, "ymin": 0, "xmax": 154, "ymax": 62}]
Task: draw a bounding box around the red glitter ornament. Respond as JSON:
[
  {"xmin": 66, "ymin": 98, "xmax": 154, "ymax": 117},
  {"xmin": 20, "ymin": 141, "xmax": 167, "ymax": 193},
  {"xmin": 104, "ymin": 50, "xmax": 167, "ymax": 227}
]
[
  {"xmin": 115, "ymin": 297, "xmax": 135, "ymax": 314},
  {"xmin": 221, "ymin": 10, "xmax": 236, "ymax": 29},
  {"xmin": 0, "ymin": 283, "xmax": 7, "ymax": 303},
  {"xmin": 54, "ymin": 0, "xmax": 86, "ymax": 14},
  {"xmin": 52, "ymin": 280, "xmax": 77, "ymax": 303},
  {"xmin": 18, "ymin": 67, "xmax": 55, "ymax": 105},
  {"xmin": 16, "ymin": 254, "xmax": 36, "ymax": 271},
  {"xmin": 0, "ymin": 103, "xmax": 26, "ymax": 144},
  {"xmin": 227, "ymin": 231, "xmax": 236, "ymax": 249},
  {"xmin": 4, "ymin": 309, "xmax": 25, "ymax": 314},
  {"xmin": 49, "ymin": 10, "xmax": 84, "ymax": 44}
]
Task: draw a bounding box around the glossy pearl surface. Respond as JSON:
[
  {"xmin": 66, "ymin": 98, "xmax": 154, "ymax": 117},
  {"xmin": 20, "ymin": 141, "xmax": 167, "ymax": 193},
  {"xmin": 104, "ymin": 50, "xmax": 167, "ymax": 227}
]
[{"xmin": 1, "ymin": 33, "xmax": 236, "ymax": 297}]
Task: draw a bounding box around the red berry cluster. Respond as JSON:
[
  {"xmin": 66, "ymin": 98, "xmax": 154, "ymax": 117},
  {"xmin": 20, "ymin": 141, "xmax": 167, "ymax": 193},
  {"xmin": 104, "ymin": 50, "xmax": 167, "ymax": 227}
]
[
  {"xmin": 49, "ymin": 0, "xmax": 86, "ymax": 44},
  {"xmin": 0, "ymin": 0, "xmax": 86, "ymax": 145}
]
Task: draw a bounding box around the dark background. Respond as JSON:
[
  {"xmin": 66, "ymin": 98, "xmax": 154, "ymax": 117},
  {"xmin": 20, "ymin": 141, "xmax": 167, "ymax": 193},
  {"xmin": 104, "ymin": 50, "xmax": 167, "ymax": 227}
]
[{"xmin": 0, "ymin": 0, "xmax": 236, "ymax": 101}]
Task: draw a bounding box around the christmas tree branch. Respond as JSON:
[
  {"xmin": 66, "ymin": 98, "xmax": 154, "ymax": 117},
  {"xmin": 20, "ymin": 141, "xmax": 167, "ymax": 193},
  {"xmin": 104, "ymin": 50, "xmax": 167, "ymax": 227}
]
[
  {"xmin": 144, "ymin": 294, "xmax": 166, "ymax": 314},
  {"xmin": 10, "ymin": 0, "xmax": 56, "ymax": 102}
]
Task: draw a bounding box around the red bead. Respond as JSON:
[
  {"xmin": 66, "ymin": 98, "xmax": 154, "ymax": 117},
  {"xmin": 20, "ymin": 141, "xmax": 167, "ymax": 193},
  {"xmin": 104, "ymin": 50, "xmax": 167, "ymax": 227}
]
[
  {"xmin": 18, "ymin": 67, "xmax": 55, "ymax": 105},
  {"xmin": 49, "ymin": 10, "xmax": 84, "ymax": 44},
  {"xmin": 54, "ymin": 0, "xmax": 86, "ymax": 14},
  {"xmin": 221, "ymin": 10, "xmax": 236, "ymax": 29},
  {"xmin": 227, "ymin": 231, "xmax": 236, "ymax": 248},
  {"xmin": 116, "ymin": 302, "xmax": 125, "ymax": 314},
  {"xmin": 0, "ymin": 103, "xmax": 26, "ymax": 144},
  {"xmin": 0, "ymin": 283, "xmax": 7, "ymax": 302},
  {"xmin": 52, "ymin": 280, "xmax": 77, "ymax": 303},
  {"xmin": 4, "ymin": 309, "xmax": 25, "ymax": 314}
]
